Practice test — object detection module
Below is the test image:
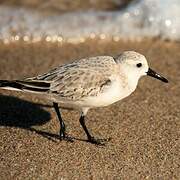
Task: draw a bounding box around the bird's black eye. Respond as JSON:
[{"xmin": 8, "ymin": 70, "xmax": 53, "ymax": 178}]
[{"xmin": 136, "ymin": 63, "xmax": 142, "ymax": 68}]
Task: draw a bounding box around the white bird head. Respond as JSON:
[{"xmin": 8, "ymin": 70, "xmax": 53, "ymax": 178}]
[{"xmin": 115, "ymin": 51, "xmax": 168, "ymax": 83}]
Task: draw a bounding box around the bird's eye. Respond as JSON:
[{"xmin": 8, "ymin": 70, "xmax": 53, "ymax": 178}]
[{"xmin": 136, "ymin": 63, "xmax": 142, "ymax": 68}]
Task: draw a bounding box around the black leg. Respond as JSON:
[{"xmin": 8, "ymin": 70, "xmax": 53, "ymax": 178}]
[
  {"xmin": 79, "ymin": 114, "xmax": 110, "ymax": 145},
  {"xmin": 79, "ymin": 114, "xmax": 92, "ymax": 140},
  {"xmin": 53, "ymin": 102, "xmax": 73, "ymax": 142}
]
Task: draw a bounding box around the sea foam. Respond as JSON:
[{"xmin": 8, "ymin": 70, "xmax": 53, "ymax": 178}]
[{"xmin": 0, "ymin": 0, "xmax": 180, "ymax": 42}]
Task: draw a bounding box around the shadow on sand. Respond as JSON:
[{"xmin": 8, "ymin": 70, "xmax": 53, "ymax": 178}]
[
  {"xmin": 0, "ymin": 94, "xmax": 89, "ymax": 143},
  {"xmin": 0, "ymin": 94, "xmax": 62, "ymax": 141}
]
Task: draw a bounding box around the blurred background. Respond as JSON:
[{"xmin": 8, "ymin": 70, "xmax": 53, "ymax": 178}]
[
  {"xmin": 0, "ymin": 0, "xmax": 180, "ymax": 43},
  {"xmin": 0, "ymin": 0, "xmax": 180, "ymax": 179},
  {"xmin": 0, "ymin": 0, "xmax": 132, "ymax": 11}
]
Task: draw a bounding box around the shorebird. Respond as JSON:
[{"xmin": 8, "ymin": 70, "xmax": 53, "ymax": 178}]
[{"xmin": 0, "ymin": 51, "xmax": 168, "ymax": 145}]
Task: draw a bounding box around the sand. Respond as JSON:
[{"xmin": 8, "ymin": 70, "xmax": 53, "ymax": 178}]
[
  {"xmin": 0, "ymin": 0, "xmax": 132, "ymax": 13},
  {"xmin": 0, "ymin": 39, "xmax": 179, "ymax": 179}
]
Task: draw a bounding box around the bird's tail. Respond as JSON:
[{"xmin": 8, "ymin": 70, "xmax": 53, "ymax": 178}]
[{"xmin": 0, "ymin": 79, "xmax": 50, "ymax": 93}]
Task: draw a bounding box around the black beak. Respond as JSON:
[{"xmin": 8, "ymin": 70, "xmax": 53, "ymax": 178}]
[{"xmin": 147, "ymin": 68, "xmax": 168, "ymax": 83}]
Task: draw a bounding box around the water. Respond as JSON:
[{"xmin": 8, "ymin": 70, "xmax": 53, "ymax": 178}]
[{"xmin": 0, "ymin": 0, "xmax": 180, "ymax": 43}]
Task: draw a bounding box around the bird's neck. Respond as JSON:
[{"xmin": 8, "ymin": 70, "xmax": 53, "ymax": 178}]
[
  {"xmin": 127, "ymin": 75, "xmax": 139, "ymax": 91},
  {"xmin": 122, "ymin": 70, "xmax": 140, "ymax": 92}
]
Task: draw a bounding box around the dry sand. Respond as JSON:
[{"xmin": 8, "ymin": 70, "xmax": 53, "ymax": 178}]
[{"xmin": 0, "ymin": 39, "xmax": 179, "ymax": 179}]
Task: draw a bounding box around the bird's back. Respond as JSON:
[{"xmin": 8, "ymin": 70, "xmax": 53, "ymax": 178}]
[{"xmin": 28, "ymin": 56, "xmax": 118, "ymax": 102}]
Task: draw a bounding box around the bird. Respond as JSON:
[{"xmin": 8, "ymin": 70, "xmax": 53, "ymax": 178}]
[{"xmin": 0, "ymin": 51, "xmax": 168, "ymax": 145}]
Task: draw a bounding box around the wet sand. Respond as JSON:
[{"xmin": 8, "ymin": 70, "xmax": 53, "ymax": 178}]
[
  {"xmin": 0, "ymin": 39, "xmax": 179, "ymax": 179},
  {"xmin": 0, "ymin": 0, "xmax": 132, "ymax": 13}
]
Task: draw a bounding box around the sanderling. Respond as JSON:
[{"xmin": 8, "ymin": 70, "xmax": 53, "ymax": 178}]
[{"xmin": 0, "ymin": 51, "xmax": 168, "ymax": 145}]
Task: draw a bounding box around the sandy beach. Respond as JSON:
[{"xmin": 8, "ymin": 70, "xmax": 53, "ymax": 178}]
[{"xmin": 0, "ymin": 39, "xmax": 179, "ymax": 179}]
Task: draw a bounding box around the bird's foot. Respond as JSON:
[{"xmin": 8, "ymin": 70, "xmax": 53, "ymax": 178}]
[
  {"xmin": 59, "ymin": 132, "xmax": 74, "ymax": 143},
  {"xmin": 87, "ymin": 136, "xmax": 111, "ymax": 145}
]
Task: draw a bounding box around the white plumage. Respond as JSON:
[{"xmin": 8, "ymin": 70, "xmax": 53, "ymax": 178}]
[{"xmin": 0, "ymin": 51, "xmax": 168, "ymax": 145}]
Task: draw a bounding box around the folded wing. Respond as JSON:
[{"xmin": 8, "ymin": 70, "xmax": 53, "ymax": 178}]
[{"xmin": 31, "ymin": 56, "xmax": 116, "ymax": 100}]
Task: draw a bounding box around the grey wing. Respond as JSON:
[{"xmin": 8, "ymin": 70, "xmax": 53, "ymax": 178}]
[
  {"xmin": 50, "ymin": 69, "xmax": 112, "ymax": 101},
  {"xmin": 28, "ymin": 56, "xmax": 116, "ymax": 100}
]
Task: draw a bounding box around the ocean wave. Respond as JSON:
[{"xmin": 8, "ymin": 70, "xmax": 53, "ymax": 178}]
[{"xmin": 0, "ymin": 0, "xmax": 180, "ymax": 43}]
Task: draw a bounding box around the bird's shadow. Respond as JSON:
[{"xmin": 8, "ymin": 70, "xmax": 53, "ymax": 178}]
[{"xmin": 0, "ymin": 94, "xmax": 88, "ymax": 143}]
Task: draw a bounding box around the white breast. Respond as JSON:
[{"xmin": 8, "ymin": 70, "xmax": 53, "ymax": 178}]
[{"xmin": 78, "ymin": 78, "xmax": 135, "ymax": 108}]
